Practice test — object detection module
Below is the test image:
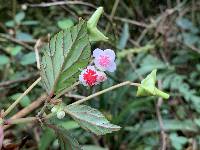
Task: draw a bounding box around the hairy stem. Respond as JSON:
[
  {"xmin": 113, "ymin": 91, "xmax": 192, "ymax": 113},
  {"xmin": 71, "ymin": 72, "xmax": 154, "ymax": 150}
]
[
  {"xmin": 69, "ymin": 81, "xmax": 140, "ymax": 106},
  {"xmin": 36, "ymin": 82, "xmax": 80, "ymax": 117},
  {"xmin": 5, "ymin": 113, "xmax": 54, "ymax": 125},
  {"xmin": 3, "ymin": 77, "xmax": 41, "ymax": 118},
  {"xmin": 7, "ymin": 117, "xmax": 37, "ymax": 124}
]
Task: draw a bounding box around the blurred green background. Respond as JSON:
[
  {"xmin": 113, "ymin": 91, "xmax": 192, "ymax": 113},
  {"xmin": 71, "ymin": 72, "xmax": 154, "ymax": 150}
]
[{"xmin": 0, "ymin": 0, "xmax": 200, "ymax": 149}]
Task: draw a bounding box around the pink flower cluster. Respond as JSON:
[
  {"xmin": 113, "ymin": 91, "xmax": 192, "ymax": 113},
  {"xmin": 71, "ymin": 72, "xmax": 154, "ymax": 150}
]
[{"xmin": 79, "ymin": 48, "xmax": 116, "ymax": 86}]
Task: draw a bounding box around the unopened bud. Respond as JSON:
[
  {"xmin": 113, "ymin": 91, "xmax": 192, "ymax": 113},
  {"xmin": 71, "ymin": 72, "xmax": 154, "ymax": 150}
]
[{"xmin": 57, "ymin": 111, "xmax": 65, "ymax": 119}]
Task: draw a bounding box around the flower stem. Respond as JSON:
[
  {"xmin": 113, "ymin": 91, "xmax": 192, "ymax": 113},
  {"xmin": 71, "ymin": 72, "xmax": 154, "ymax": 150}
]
[
  {"xmin": 3, "ymin": 77, "xmax": 41, "ymax": 118},
  {"xmin": 69, "ymin": 81, "xmax": 140, "ymax": 106}
]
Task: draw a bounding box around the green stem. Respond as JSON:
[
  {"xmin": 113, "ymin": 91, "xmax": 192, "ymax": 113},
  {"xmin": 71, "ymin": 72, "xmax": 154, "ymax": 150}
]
[
  {"xmin": 155, "ymin": 88, "xmax": 169, "ymax": 99},
  {"xmin": 37, "ymin": 82, "xmax": 79, "ymax": 118},
  {"xmin": 117, "ymin": 44, "xmax": 155, "ymax": 58},
  {"xmin": 69, "ymin": 81, "xmax": 140, "ymax": 106},
  {"xmin": 3, "ymin": 77, "xmax": 41, "ymax": 118}
]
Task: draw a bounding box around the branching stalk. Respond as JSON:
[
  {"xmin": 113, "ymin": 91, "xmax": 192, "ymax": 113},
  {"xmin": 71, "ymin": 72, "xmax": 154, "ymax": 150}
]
[
  {"xmin": 3, "ymin": 77, "xmax": 41, "ymax": 118},
  {"xmin": 5, "ymin": 113, "xmax": 54, "ymax": 125}
]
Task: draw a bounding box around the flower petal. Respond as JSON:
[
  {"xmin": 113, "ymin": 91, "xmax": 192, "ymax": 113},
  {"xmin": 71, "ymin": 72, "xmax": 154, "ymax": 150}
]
[
  {"xmin": 97, "ymin": 71, "xmax": 107, "ymax": 83},
  {"xmin": 104, "ymin": 49, "xmax": 115, "ymax": 61},
  {"xmin": 93, "ymin": 48, "xmax": 103, "ymax": 58},
  {"xmin": 107, "ymin": 62, "xmax": 116, "ymax": 72},
  {"xmin": 86, "ymin": 65, "xmax": 96, "ymax": 70},
  {"xmin": 79, "ymin": 66, "xmax": 99, "ymax": 86},
  {"xmin": 94, "ymin": 59, "xmax": 106, "ymax": 71},
  {"xmin": 79, "ymin": 70, "xmax": 87, "ymax": 85}
]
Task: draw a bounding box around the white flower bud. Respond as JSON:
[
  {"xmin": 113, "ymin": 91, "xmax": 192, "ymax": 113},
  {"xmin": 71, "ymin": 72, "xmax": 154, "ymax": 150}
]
[
  {"xmin": 57, "ymin": 111, "xmax": 65, "ymax": 119},
  {"xmin": 21, "ymin": 4, "xmax": 27, "ymax": 10}
]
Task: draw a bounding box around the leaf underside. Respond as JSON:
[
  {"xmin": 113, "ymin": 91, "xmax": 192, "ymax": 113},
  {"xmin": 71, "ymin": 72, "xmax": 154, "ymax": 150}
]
[
  {"xmin": 65, "ymin": 105, "xmax": 121, "ymax": 135},
  {"xmin": 49, "ymin": 125, "xmax": 82, "ymax": 150},
  {"xmin": 40, "ymin": 20, "xmax": 91, "ymax": 96}
]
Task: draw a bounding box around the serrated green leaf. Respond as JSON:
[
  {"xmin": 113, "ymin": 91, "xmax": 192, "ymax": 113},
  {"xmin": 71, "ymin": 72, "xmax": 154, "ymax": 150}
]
[
  {"xmin": 65, "ymin": 105, "xmax": 121, "ymax": 135},
  {"xmin": 49, "ymin": 125, "xmax": 82, "ymax": 150},
  {"xmin": 136, "ymin": 69, "xmax": 169, "ymax": 99},
  {"xmin": 59, "ymin": 121, "xmax": 80, "ymax": 130},
  {"xmin": 40, "ymin": 20, "xmax": 91, "ymax": 96},
  {"xmin": 39, "ymin": 128, "xmax": 55, "ymax": 150},
  {"xmin": 47, "ymin": 117, "xmax": 80, "ymax": 130}
]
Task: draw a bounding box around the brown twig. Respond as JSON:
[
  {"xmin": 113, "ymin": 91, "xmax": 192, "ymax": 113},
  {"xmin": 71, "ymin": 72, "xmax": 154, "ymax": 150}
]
[
  {"xmin": 0, "ymin": 74, "xmax": 39, "ymax": 88},
  {"xmin": 137, "ymin": 1, "xmax": 186, "ymax": 44},
  {"xmin": 3, "ymin": 77, "xmax": 42, "ymax": 118},
  {"xmin": 4, "ymin": 93, "xmax": 47, "ymax": 130},
  {"xmin": 180, "ymin": 40, "xmax": 200, "ymax": 54},
  {"xmin": 105, "ymin": 0, "xmax": 120, "ymax": 33},
  {"xmin": 156, "ymin": 80, "xmax": 167, "ymax": 150},
  {"xmin": 26, "ymin": 1, "xmax": 96, "ymax": 9},
  {"xmin": 51, "ymin": 0, "xmax": 79, "ymax": 19},
  {"xmin": 0, "ymin": 33, "xmax": 34, "ymax": 51},
  {"xmin": 113, "ymin": 16, "xmax": 148, "ymax": 28}
]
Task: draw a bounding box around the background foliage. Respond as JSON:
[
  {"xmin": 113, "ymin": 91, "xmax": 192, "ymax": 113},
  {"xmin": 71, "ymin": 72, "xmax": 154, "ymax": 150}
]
[{"xmin": 0, "ymin": 0, "xmax": 200, "ymax": 149}]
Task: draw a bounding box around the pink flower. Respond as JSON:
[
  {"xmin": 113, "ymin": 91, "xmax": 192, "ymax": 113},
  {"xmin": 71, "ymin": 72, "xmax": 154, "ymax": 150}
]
[
  {"xmin": 79, "ymin": 66, "xmax": 99, "ymax": 86},
  {"xmin": 93, "ymin": 48, "xmax": 116, "ymax": 72},
  {"xmin": 97, "ymin": 71, "xmax": 107, "ymax": 83},
  {"xmin": 79, "ymin": 66, "xmax": 107, "ymax": 86}
]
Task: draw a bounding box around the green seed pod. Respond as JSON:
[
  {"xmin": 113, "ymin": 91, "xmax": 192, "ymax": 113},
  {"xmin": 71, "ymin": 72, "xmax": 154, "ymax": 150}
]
[{"xmin": 87, "ymin": 7, "xmax": 108, "ymax": 42}]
